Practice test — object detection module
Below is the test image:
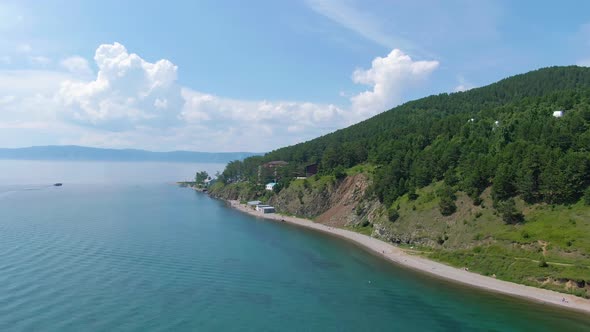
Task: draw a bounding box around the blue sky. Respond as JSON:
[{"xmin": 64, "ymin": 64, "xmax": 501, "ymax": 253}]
[{"xmin": 1, "ymin": 0, "xmax": 590, "ymax": 152}]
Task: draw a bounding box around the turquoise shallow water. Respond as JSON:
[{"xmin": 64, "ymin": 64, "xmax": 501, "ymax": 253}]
[{"xmin": 0, "ymin": 162, "xmax": 589, "ymax": 331}]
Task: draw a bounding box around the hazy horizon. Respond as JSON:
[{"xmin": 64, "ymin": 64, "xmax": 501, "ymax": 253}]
[
  {"xmin": 0, "ymin": 159, "xmax": 225, "ymax": 185},
  {"xmin": 0, "ymin": 144, "xmax": 261, "ymax": 154}
]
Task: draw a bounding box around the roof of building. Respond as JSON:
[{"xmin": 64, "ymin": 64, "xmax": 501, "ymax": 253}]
[
  {"xmin": 553, "ymin": 110, "xmax": 564, "ymax": 117},
  {"xmin": 263, "ymin": 161, "xmax": 288, "ymax": 168}
]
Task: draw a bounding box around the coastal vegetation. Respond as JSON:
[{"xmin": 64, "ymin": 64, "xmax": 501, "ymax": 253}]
[
  {"xmin": 194, "ymin": 171, "xmax": 210, "ymax": 189},
  {"xmin": 209, "ymin": 66, "xmax": 590, "ymax": 297}
]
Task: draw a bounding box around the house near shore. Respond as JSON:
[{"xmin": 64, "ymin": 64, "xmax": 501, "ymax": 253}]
[
  {"xmin": 247, "ymin": 200, "xmax": 262, "ymax": 208},
  {"xmin": 255, "ymin": 204, "xmax": 275, "ymax": 213},
  {"xmin": 260, "ymin": 206, "xmax": 275, "ymax": 214},
  {"xmin": 265, "ymin": 182, "xmax": 277, "ymax": 191},
  {"xmin": 255, "ymin": 204, "xmax": 270, "ymax": 211}
]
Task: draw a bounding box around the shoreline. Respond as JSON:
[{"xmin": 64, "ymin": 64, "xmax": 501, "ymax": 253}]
[{"xmin": 226, "ymin": 199, "xmax": 590, "ymax": 315}]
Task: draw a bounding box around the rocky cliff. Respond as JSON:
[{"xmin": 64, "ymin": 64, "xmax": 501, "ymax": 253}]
[{"xmin": 269, "ymin": 173, "xmax": 384, "ymax": 227}]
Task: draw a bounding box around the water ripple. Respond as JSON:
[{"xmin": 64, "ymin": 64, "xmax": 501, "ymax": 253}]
[{"xmin": 0, "ymin": 184, "xmax": 589, "ymax": 331}]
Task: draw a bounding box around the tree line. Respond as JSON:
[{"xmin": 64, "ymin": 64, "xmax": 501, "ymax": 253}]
[{"xmin": 218, "ymin": 66, "xmax": 590, "ymax": 213}]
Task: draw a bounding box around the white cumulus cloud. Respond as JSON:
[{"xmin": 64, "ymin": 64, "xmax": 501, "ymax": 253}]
[
  {"xmin": 0, "ymin": 42, "xmax": 438, "ymax": 151},
  {"xmin": 350, "ymin": 49, "xmax": 439, "ymax": 119},
  {"xmin": 57, "ymin": 42, "xmax": 183, "ymax": 129},
  {"xmin": 180, "ymin": 88, "xmax": 346, "ymax": 148}
]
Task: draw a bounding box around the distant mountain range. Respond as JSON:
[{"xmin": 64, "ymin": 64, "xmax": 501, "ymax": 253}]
[{"xmin": 0, "ymin": 146, "xmax": 260, "ymax": 163}]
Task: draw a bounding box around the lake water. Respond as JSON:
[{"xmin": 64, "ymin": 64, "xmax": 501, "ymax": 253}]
[{"xmin": 0, "ymin": 160, "xmax": 589, "ymax": 331}]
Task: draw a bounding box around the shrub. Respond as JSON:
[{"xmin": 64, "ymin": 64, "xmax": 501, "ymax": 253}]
[
  {"xmin": 333, "ymin": 166, "xmax": 346, "ymax": 180},
  {"xmin": 439, "ymin": 196, "xmax": 457, "ymax": 216},
  {"xmin": 408, "ymin": 187, "xmax": 419, "ymax": 201},
  {"xmin": 437, "ymin": 185, "xmax": 457, "ymax": 216},
  {"xmin": 387, "ymin": 207, "xmax": 400, "ymax": 222},
  {"xmin": 538, "ymin": 257, "xmax": 548, "ymax": 268},
  {"xmin": 355, "ymin": 204, "xmax": 364, "ymax": 216},
  {"xmin": 496, "ymin": 198, "xmax": 524, "ymax": 224},
  {"xmin": 272, "ymin": 182, "xmax": 283, "ymax": 193}
]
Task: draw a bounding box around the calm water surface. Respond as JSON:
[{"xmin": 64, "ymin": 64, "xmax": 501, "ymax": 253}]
[{"xmin": 0, "ymin": 161, "xmax": 589, "ymax": 331}]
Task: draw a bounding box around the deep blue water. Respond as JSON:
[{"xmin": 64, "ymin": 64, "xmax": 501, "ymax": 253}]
[{"xmin": 0, "ymin": 161, "xmax": 589, "ymax": 331}]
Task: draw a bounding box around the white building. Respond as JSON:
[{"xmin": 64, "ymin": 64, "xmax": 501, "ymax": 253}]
[
  {"xmin": 255, "ymin": 204, "xmax": 275, "ymax": 213},
  {"xmin": 255, "ymin": 204, "xmax": 271, "ymax": 212},
  {"xmin": 260, "ymin": 206, "xmax": 275, "ymax": 214},
  {"xmin": 553, "ymin": 110, "xmax": 564, "ymax": 118},
  {"xmin": 265, "ymin": 182, "xmax": 277, "ymax": 191}
]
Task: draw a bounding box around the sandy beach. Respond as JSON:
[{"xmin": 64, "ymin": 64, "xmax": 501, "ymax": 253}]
[{"xmin": 228, "ymin": 200, "xmax": 590, "ymax": 315}]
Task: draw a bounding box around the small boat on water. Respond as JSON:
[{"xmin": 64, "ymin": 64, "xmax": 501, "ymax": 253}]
[{"xmin": 53, "ymin": 183, "xmax": 63, "ymax": 187}]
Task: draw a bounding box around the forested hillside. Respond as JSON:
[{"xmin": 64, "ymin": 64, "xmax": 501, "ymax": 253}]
[
  {"xmin": 219, "ymin": 66, "xmax": 590, "ymax": 210},
  {"xmin": 211, "ymin": 66, "xmax": 590, "ymax": 297}
]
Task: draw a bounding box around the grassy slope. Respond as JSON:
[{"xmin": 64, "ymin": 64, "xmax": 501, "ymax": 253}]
[{"xmin": 386, "ymin": 181, "xmax": 590, "ymax": 297}]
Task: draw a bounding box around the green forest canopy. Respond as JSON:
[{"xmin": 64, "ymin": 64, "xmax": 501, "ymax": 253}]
[{"xmin": 219, "ymin": 66, "xmax": 590, "ymax": 208}]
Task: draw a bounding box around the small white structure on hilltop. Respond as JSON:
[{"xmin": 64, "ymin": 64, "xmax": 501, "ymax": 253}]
[
  {"xmin": 492, "ymin": 120, "xmax": 500, "ymax": 131},
  {"xmin": 265, "ymin": 182, "xmax": 277, "ymax": 191},
  {"xmin": 553, "ymin": 110, "xmax": 564, "ymax": 118}
]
